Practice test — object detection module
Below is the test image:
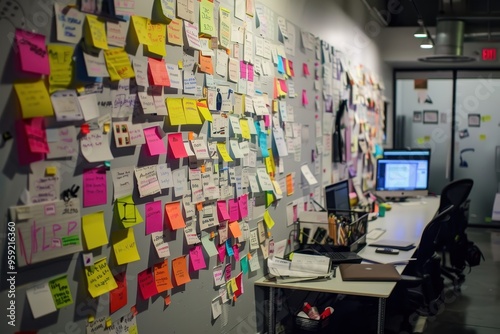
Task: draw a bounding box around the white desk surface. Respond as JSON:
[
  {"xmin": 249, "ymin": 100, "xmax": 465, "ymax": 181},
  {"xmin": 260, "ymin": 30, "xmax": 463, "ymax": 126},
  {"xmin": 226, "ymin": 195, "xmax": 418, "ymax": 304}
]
[{"xmin": 254, "ymin": 197, "xmax": 441, "ymax": 298}]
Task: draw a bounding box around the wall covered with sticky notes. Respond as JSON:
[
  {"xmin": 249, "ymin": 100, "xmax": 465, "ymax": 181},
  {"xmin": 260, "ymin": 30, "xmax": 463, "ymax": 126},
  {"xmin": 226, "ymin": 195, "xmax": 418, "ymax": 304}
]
[{"xmin": 0, "ymin": 0, "xmax": 386, "ymax": 333}]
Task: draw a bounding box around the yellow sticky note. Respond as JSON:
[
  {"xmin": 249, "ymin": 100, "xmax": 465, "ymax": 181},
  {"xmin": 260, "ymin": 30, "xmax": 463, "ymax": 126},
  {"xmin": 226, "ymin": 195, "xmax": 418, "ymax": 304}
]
[
  {"xmin": 14, "ymin": 80, "xmax": 53, "ymax": 118},
  {"xmin": 129, "ymin": 325, "xmax": 138, "ymax": 334},
  {"xmin": 266, "ymin": 192, "xmax": 274, "ymax": 207},
  {"xmin": 481, "ymin": 115, "xmax": 492, "ymax": 122},
  {"xmin": 217, "ymin": 142, "xmax": 234, "ymax": 162},
  {"xmin": 103, "ymin": 48, "xmax": 135, "ymax": 81},
  {"xmin": 272, "ymin": 180, "xmax": 282, "ymax": 195},
  {"xmin": 272, "ymin": 100, "xmax": 278, "ymax": 112},
  {"xmin": 263, "ymin": 210, "xmax": 275, "ymax": 229},
  {"xmin": 82, "ymin": 211, "xmax": 109, "ymax": 250},
  {"xmin": 197, "ymin": 100, "xmax": 213, "ymax": 122},
  {"xmin": 85, "ymin": 258, "xmax": 118, "ymax": 298},
  {"xmin": 131, "ymin": 16, "xmax": 150, "ymax": 45},
  {"xmin": 166, "ymin": 97, "xmax": 187, "ymax": 125},
  {"xmin": 47, "ymin": 44, "xmax": 74, "ymax": 93},
  {"xmin": 115, "ymin": 195, "xmax": 144, "ymax": 228},
  {"xmin": 45, "ymin": 166, "xmax": 57, "ymax": 176},
  {"xmin": 146, "ymin": 19, "xmax": 166, "ymax": 57},
  {"xmin": 183, "ymin": 98, "xmax": 202, "ymax": 125},
  {"xmin": 88, "ymin": 315, "xmax": 95, "ymax": 323},
  {"xmin": 229, "ymin": 278, "xmax": 238, "ymax": 293},
  {"xmin": 103, "ymin": 123, "xmax": 110, "ymax": 133},
  {"xmin": 199, "ymin": 0, "xmax": 215, "ymax": 37},
  {"xmin": 424, "ymin": 136, "xmax": 431, "ymax": 142},
  {"xmin": 178, "ymin": 60, "xmax": 183, "ymax": 69},
  {"xmin": 480, "ymin": 134, "xmax": 486, "ymax": 141},
  {"xmin": 112, "ymin": 228, "xmax": 140, "ymax": 265},
  {"xmin": 86, "ymin": 15, "xmax": 108, "ymax": 49},
  {"xmin": 240, "ymin": 118, "xmax": 251, "ymax": 139},
  {"xmin": 167, "ymin": 18, "xmax": 184, "ymax": 46},
  {"xmin": 105, "ymin": 318, "xmax": 112, "ymax": 328},
  {"xmin": 417, "ymin": 137, "xmax": 425, "ymax": 144}
]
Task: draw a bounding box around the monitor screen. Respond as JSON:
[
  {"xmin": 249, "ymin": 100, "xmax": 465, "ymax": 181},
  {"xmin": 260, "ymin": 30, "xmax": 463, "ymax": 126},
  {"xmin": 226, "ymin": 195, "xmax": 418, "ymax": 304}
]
[
  {"xmin": 375, "ymin": 149, "xmax": 431, "ymax": 199},
  {"xmin": 325, "ymin": 180, "xmax": 351, "ymax": 214}
]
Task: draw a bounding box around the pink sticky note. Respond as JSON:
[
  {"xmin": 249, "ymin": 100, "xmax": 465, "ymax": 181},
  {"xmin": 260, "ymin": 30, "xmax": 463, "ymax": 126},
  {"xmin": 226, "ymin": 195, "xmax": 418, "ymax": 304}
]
[
  {"xmin": 302, "ymin": 89, "xmax": 309, "ymax": 106},
  {"xmin": 247, "ymin": 64, "xmax": 254, "ymax": 82},
  {"xmin": 238, "ymin": 195, "xmax": 248, "ymax": 219},
  {"xmin": 144, "ymin": 126, "xmax": 167, "ymax": 156},
  {"xmin": 24, "ymin": 117, "xmax": 49, "ymax": 153},
  {"xmin": 145, "ymin": 201, "xmax": 163, "ymax": 235},
  {"xmin": 224, "ymin": 263, "xmax": 232, "ymax": 281},
  {"xmin": 15, "ymin": 120, "xmax": 44, "ymax": 165},
  {"xmin": 303, "ymin": 63, "xmax": 310, "ymax": 76},
  {"xmin": 15, "ymin": 29, "xmax": 49, "ymax": 75},
  {"xmin": 83, "ymin": 167, "xmax": 107, "ymax": 207},
  {"xmin": 217, "ymin": 200, "xmax": 230, "ymax": 221},
  {"xmin": 279, "ymin": 79, "xmax": 288, "ymax": 93},
  {"xmin": 138, "ymin": 268, "xmax": 158, "ymax": 299},
  {"xmin": 232, "ymin": 244, "xmax": 240, "ymax": 262},
  {"xmin": 228, "ymin": 199, "xmax": 239, "ymax": 222},
  {"xmin": 217, "ymin": 243, "xmax": 226, "ymax": 263},
  {"xmin": 189, "ymin": 245, "xmax": 207, "ymax": 271},
  {"xmin": 239, "ymin": 61, "xmax": 247, "ymax": 79},
  {"xmin": 288, "ymin": 60, "xmax": 295, "ymax": 77},
  {"xmin": 148, "ymin": 58, "xmax": 171, "ymax": 86},
  {"xmin": 263, "ymin": 115, "xmax": 270, "ymax": 127},
  {"xmin": 168, "ymin": 133, "xmax": 188, "ymax": 159}
]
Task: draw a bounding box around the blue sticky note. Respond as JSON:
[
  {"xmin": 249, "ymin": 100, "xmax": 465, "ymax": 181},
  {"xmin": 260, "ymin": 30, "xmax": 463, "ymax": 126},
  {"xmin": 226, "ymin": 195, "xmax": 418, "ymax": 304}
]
[
  {"xmin": 277, "ymin": 56, "xmax": 285, "ymax": 74},
  {"xmin": 259, "ymin": 132, "xmax": 269, "ymax": 158},
  {"xmin": 226, "ymin": 240, "xmax": 234, "ymax": 257}
]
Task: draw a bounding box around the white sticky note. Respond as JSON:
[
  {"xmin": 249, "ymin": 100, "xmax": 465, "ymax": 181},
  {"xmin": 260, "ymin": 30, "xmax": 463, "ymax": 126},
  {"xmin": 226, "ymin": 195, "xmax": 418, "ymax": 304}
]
[
  {"xmin": 78, "ymin": 94, "xmax": 99, "ymax": 121},
  {"xmin": 300, "ymin": 164, "xmax": 318, "ymax": 186},
  {"xmin": 26, "ymin": 282, "xmax": 57, "ymax": 319}
]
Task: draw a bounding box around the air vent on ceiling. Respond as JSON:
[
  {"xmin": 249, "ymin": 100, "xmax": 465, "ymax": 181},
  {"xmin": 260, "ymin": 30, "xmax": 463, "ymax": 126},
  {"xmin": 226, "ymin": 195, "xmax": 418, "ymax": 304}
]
[{"xmin": 419, "ymin": 20, "xmax": 476, "ymax": 62}]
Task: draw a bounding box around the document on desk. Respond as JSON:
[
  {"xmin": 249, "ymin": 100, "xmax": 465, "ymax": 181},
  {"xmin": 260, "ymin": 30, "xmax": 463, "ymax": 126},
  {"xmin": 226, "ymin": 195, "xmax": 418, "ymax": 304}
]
[
  {"xmin": 290, "ymin": 253, "xmax": 332, "ymax": 275},
  {"xmin": 267, "ymin": 257, "xmax": 331, "ymax": 280}
]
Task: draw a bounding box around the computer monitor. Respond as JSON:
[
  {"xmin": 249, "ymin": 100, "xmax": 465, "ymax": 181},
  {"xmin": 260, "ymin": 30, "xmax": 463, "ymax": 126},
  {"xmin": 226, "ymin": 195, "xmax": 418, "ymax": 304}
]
[
  {"xmin": 325, "ymin": 180, "xmax": 351, "ymax": 216},
  {"xmin": 375, "ymin": 149, "xmax": 431, "ymax": 200}
]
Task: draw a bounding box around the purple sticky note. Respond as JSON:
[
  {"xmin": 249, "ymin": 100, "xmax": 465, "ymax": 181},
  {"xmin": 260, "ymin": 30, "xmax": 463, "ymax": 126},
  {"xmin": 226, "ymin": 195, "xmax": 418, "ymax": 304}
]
[
  {"xmin": 15, "ymin": 29, "xmax": 50, "ymax": 75},
  {"xmin": 145, "ymin": 201, "xmax": 163, "ymax": 234},
  {"xmin": 189, "ymin": 245, "xmax": 207, "ymax": 271},
  {"xmin": 217, "ymin": 200, "xmax": 230, "ymax": 221},
  {"xmin": 228, "ymin": 199, "xmax": 239, "ymax": 222},
  {"xmin": 238, "ymin": 195, "xmax": 248, "ymax": 219},
  {"xmin": 83, "ymin": 167, "xmax": 107, "ymax": 207}
]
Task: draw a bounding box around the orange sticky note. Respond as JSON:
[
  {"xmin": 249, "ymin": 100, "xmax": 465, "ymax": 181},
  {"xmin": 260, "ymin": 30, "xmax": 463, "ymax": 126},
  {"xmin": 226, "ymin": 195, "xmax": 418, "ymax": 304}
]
[
  {"xmin": 286, "ymin": 173, "xmax": 294, "ymax": 196},
  {"xmin": 229, "ymin": 221, "xmax": 242, "ymax": 238},
  {"xmin": 148, "ymin": 58, "xmax": 171, "ymax": 86},
  {"xmin": 188, "ymin": 131, "xmax": 195, "ymax": 141},
  {"xmin": 199, "ymin": 54, "xmax": 214, "ymax": 74},
  {"xmin": 196, "ymin": 202, "xmax": 203, "ymax": 211},
  {"xmin": 165, "ymin": 202, "xmax": 185, "ymax": 230},
  {"xmin": 172, "ymin": 256, "xmax": 191, "ymax": 286},
  {"xmin": 165, "ymin": 295, "xmax": 171, "ymax": 306},
  {"xmin": 154, "ymin": 260, "xmax": 173, "ymax": 293}
]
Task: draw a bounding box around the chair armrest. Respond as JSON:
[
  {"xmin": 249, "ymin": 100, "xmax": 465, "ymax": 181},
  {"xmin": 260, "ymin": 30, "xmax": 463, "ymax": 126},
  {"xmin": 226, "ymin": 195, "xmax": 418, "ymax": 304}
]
[{"xmin": 400, "ymin": 275, "xmax": 423, "ymax": 282}]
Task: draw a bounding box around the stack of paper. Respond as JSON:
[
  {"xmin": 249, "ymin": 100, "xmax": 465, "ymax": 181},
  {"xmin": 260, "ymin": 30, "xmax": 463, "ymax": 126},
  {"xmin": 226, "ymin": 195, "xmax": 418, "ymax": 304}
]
[{"xmin": 267, "ymin": 254, "xmax": 332, "ymax": 283}]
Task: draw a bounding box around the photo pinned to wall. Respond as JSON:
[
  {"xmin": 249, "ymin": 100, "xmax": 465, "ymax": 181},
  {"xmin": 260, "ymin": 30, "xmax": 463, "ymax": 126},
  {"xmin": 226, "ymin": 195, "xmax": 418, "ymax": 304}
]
[
  {"xmin": 414, "ymin": 79, "xmax": 428, "ymax": 89},
  {"xmin": 423, "ymin": 110, "xmax": 439, "ymax": 124},
  {"xmin": 413, "ymin": 111, "xmax": 422, "ymax": 123},
  {"xmin": 458, "ymin": 129, "xmax": 469, "ymax": 139},
  {"xmin": 468, "ymin": 113, "xmax": 481, "ymax": 127}
]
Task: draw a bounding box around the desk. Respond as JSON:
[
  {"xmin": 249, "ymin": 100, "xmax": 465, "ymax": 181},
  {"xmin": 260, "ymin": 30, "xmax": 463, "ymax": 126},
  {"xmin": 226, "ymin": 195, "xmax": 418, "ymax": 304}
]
[{"xmin": 254, "ymin": 197, "xmax": 440, "ymax": 334}]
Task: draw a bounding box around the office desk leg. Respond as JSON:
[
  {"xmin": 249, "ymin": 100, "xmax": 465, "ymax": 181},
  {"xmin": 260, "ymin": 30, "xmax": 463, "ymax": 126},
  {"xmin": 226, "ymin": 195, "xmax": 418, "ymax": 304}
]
[
  {"xmin": 377, "ymin": 298, "xmax": 386, "ymax": 334},
  {"xmin": 268, "ymin": 287, "xmax": 275, "ymax": 334}
]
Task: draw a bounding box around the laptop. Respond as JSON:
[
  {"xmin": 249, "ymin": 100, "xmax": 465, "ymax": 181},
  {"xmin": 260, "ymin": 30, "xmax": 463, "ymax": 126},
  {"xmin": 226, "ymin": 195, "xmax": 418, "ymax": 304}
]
[{"xmin": 339, "ymin": 263, "xmax": 401, "ymax": 281}]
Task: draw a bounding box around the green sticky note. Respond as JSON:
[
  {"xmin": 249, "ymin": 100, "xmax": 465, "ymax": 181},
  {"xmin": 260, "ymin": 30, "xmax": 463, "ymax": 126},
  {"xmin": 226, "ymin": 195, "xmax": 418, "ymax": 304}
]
[
  {"xmin": 480, "ymin": 134, "xmax": 487, "ymax": 141},
  {"xmin": 62, "ymin": 235, "xmax": 80, "ymax": 246},
  {"xmin": 417, "ymin": 137, "xmax": 425, "ymax": 144},
  {"xmin": 115, "ymin": 195, "xmax": 144, "ymax": 228},
  {"xmin": 240, "ymin": 256, "xmax": 249, "ymax": 274},
  {"xmin": 49, "ymin": 275, "xmax": 73, "ymax": 309},
  {"xmin": 481, "ymin": 115, "xmax": 492, "ymax": 122}
]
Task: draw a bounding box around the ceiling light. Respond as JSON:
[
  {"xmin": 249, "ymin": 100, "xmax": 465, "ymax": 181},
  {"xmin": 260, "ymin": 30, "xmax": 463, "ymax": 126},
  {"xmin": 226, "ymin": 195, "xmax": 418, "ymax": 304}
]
[{"xmin": 420, "ymin": 36, "xmax": 433, "ymax": 49}]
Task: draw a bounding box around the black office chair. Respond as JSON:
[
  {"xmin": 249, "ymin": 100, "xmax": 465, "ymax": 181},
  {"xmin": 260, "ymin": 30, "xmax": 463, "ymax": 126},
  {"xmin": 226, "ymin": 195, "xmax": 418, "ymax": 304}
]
[
  {"xmin": 436, "ymin": 179, "xmax": 474, "ymax": 289},
  {"xmin": 386, "ymin": 205, "xmax": 454, "ymax": 333}
]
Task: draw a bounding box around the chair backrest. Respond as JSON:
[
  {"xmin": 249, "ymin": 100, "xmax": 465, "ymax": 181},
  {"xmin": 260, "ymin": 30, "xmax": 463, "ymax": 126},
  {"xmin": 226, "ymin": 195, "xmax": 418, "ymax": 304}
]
[{"xmin": 438, "ymin": 179, "xmax": 474, "ymax": 214}]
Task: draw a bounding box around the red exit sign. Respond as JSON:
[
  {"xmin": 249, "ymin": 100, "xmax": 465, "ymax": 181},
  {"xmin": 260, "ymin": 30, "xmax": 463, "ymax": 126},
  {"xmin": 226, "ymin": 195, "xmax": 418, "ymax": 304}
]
[{"xmin": 482, "ymin": 48, "xmax": 497, "ymax": 61}]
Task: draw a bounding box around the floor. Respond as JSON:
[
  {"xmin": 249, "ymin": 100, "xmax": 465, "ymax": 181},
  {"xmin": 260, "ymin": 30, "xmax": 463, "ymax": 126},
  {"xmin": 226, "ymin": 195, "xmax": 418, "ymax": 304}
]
[{"xmin": 423, "ymin": 228, "xmax": 500, "ymax": 334}]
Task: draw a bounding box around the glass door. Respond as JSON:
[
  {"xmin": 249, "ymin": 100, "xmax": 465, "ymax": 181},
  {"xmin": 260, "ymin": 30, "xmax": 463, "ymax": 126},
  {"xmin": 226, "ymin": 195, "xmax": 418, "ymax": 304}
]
[
  {"xmin": 395, "ymin": 72, "xmax": 454, "ymax": 195},
  {"xmin": 454, "ymin": 72, "xmax": 500, "ymax": 225}
]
